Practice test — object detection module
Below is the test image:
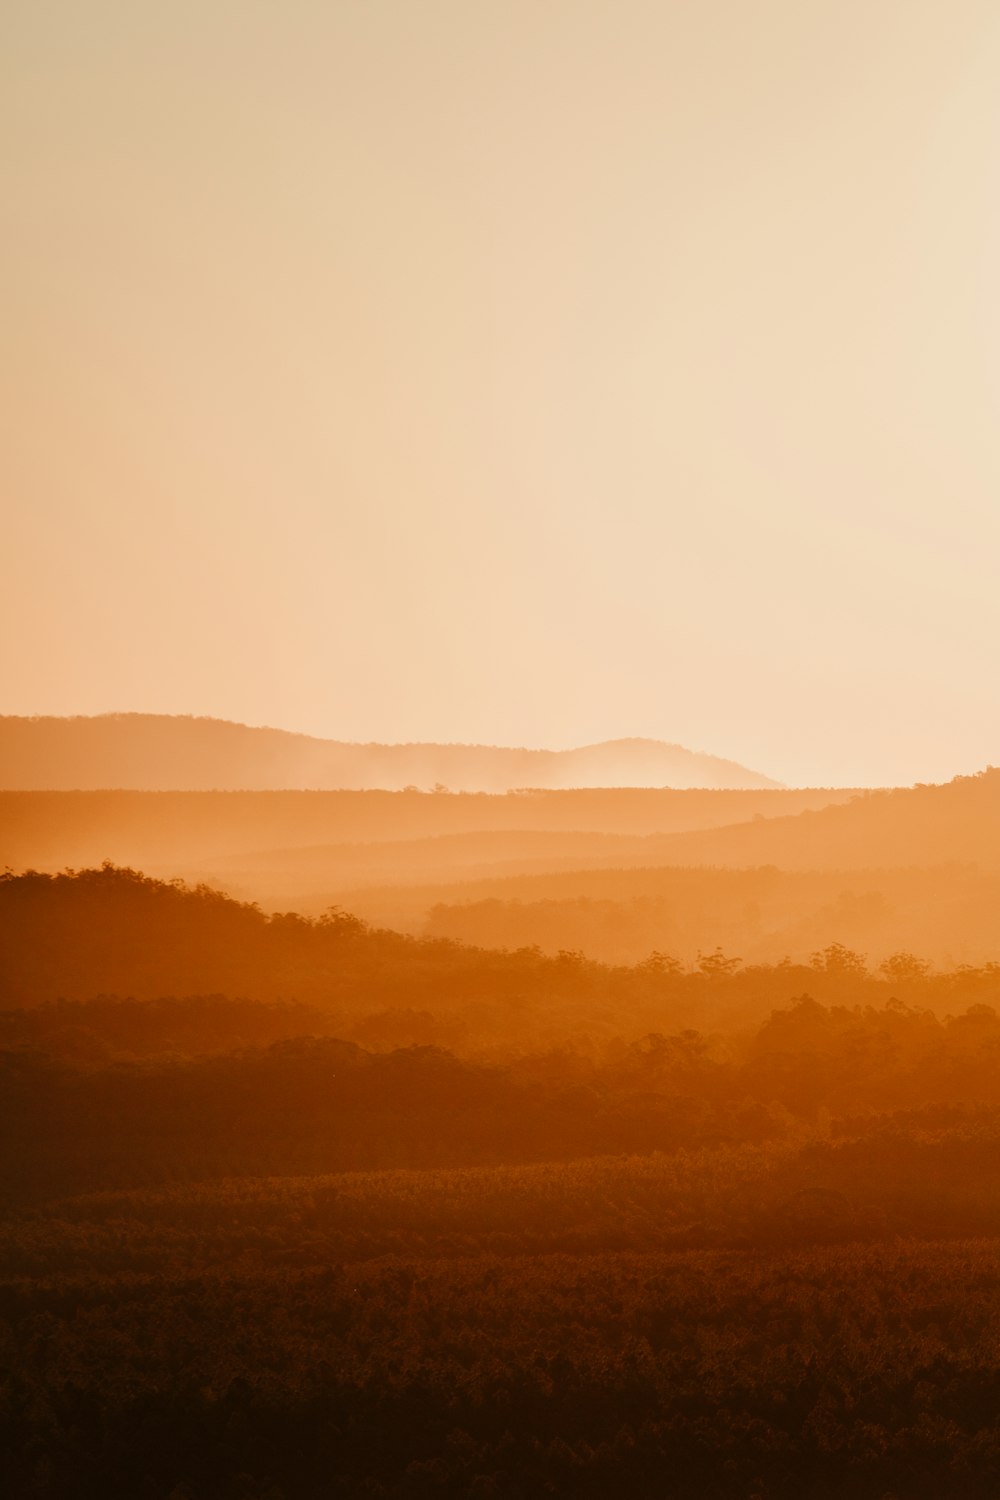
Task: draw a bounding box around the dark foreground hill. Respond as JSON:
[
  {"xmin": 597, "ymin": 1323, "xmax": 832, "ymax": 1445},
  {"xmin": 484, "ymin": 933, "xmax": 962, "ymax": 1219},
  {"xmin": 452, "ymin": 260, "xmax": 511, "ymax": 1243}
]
[
  {"xmin": 3, "ymin": 863, "xmax": 1000, "ymax": 1037},
  {"xmin": 7, "ymin": 867, "xmax": 1000, "ymax": 1497},
  {"xmin": 0, "ymin": 713, "xmax": 781, "ymax": 790}
]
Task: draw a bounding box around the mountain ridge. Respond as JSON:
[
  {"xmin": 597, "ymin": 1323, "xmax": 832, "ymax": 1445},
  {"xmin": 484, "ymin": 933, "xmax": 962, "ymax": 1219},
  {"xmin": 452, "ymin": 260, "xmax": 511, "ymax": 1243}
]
[{"xmin": 0, "ymin": 713, "xmax": 781, "ymax": 791}]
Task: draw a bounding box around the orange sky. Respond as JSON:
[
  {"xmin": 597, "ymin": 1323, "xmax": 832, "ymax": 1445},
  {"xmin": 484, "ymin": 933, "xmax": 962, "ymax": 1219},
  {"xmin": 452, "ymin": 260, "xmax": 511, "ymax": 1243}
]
[{"xmin": 3, "ymin": 1, "xmax": 999, "ymax": 787}]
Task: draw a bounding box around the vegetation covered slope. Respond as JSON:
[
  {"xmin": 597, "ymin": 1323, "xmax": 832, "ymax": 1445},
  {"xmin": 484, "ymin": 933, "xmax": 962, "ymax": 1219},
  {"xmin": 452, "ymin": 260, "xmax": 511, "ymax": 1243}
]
[{"xmin": 6, "ymin": 868, "xmax": 1000, "ymax": 1497}]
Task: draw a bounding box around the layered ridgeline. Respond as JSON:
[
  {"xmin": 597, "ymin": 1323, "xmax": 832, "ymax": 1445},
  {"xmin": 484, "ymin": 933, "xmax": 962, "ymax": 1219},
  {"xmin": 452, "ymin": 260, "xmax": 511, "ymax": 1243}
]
[
  {"xmin": 0, "ymin": 713, "xmax": 780, "ymax": 791},
  {"xmin": 3, "ymin": 774, "xmax": 992, "ymax": 968},
  {"xmin": 394, "ymin": 770, "xmax": 1000, "ymax": 967},
  {"xmin": 0, "ymin": 785, "xmax": 858, "ymax": 877},
  {"xmin": 6, "ymin": 762, "xmax": 1000, "ymax": 967}
]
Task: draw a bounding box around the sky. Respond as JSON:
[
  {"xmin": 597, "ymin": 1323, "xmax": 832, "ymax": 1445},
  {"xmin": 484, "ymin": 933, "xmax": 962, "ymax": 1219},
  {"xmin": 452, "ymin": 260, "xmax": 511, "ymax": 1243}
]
[{"xmin": 3, "ymin": 0, "xmax": 999, "ymax": 788}]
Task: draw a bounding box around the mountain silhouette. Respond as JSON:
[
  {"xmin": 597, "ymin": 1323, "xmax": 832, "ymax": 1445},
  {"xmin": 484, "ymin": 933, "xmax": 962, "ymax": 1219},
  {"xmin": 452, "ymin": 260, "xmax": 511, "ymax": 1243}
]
[{"xmin": 0, "ymin": 714, "xmax": 781, "ymax": 791}]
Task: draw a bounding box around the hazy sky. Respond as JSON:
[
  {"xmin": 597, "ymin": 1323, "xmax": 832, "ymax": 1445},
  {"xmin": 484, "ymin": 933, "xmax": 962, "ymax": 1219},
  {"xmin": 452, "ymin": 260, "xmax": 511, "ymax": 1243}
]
[{"xmin": 3, "ymin": 0, "xmax": 999, "ymax": 787}]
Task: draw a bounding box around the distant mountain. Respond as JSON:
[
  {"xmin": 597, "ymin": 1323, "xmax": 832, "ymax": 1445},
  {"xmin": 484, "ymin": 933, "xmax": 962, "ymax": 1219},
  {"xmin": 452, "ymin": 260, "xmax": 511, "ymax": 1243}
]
[{"xmin": 0, "ymin": 714, "xmax": 781, "ymax": 791}]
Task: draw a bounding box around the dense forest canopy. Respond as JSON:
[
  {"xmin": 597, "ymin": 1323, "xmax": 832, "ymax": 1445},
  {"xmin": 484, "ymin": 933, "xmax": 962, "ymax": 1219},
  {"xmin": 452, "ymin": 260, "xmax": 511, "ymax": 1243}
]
[
  {"xmin": 4, "ymin": 865, "xmax": 1000, "ymax": 1041},
  {"xmin": 4, "ymin": 866, "xmax": 1000, "ymax": 1201},
  {"xmin": 5, "ymin": 865, "xmax": 1000, "ymax": 1496}
]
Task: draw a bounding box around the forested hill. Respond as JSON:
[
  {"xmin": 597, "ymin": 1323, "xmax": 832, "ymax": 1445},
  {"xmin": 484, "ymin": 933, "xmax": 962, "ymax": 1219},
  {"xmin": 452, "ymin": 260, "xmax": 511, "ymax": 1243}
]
[
  {"xmin": 4, "ymin": 867, "xmax": 1000, "ymax": 1050},
  {"xmin": 0, "ymin": 713, "xmax": 781, "ymax": 790}
]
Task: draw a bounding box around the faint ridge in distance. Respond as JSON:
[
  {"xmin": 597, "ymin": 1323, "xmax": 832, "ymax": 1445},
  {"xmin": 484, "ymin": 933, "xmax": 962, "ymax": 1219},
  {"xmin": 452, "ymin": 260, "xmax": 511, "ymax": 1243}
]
[{"xmin": 0, "ymin": 713, "xmax": 782, "ymax": 791}]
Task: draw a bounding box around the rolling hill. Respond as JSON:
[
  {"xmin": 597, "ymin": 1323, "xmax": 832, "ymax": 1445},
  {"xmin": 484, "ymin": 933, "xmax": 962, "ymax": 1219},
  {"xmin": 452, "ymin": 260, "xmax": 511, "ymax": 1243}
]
[
  {"xmin": 634, "ymin": 767, "xmax": 1000, "ymax": 872},
  {"xmin": 0, "ymin": 785, "xmax": 858, "ymax": 876}
]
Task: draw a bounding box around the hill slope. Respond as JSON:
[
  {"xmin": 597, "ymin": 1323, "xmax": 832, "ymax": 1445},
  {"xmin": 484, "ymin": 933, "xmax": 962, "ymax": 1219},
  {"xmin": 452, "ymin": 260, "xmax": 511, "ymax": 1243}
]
[
  {"xmin": 640, "ymin": 767, "xmax": 1000, "ymax": 871},
  {"xmin": 0, "ymin": 786, "xmax": 858, "ymax": 875},
  {"xmin": 0, "ymin": 714, "xmax": 781, "ymax": 791}
]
